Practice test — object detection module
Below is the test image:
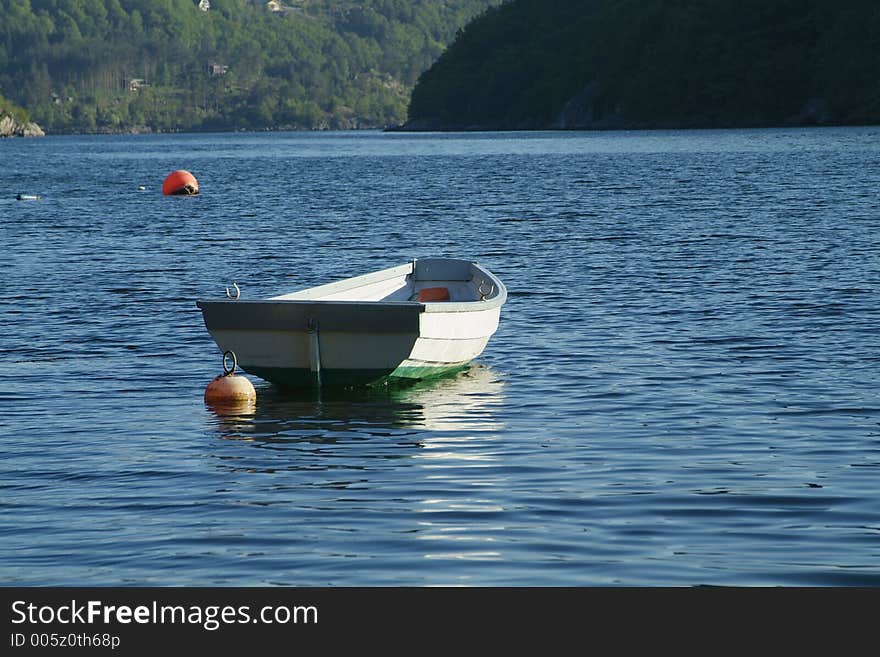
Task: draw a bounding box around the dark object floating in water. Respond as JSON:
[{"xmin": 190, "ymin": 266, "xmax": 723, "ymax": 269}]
[{"xmin": 162, "ymin": 170, "xmax": 199, "ymax": 196}]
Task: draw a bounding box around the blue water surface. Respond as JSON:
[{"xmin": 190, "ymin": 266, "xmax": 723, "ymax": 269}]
[{"xmin": 1, "ymin": 127, "xmax": 879, "ymax": 586}]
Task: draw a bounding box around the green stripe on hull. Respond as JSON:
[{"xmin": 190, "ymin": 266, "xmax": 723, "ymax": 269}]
[
  {"xmin": 387, "ymin": 363, "xmax": 470, "ymax": 382},
  {"xmin": 244, "ymin": 363, "xmax": 470, "ymax": 389},
  {"xmin": 246, "ymin": 366, "xmax": 393, "ymax": 388}
]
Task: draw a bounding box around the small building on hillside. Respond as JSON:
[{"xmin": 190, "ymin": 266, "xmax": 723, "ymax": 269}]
[
  {"xmin": 266, "ymin": 1, "xmax": 297, "ymax": 14},
  {"xmin": 243, "ymin": 1, "xmax": 298, "ymax": 15}
]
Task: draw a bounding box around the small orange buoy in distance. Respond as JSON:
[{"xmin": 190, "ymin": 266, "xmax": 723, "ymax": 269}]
[
  {"xmin": 162, "ymin": 169, "xmax": 199, "ymax": 195},
  {"xmin": 205, "ymin": 351, "xmax": 256, "ymax": 408}
]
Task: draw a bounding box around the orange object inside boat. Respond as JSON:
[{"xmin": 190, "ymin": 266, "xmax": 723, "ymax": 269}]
[{"xmin": 417, "ymin": 286, "xmax": 451, "ymax": 302}]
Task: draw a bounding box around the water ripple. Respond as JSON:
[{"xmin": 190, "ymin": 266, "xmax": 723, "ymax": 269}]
[{"xmin": 1, "ymin": 128, "xmax": 879, "ymax": 585}]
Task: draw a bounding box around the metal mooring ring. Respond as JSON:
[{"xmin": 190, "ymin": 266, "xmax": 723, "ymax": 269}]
[
  {"xmin": 222, "ymin": 350, "xmax": 238, "ymax": 376},
  {"xmin": 225, "ymin": 282, "xmax": 241, "ymax": 300}
]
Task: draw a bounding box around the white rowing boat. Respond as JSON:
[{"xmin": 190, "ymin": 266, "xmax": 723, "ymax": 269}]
[{"xmin": 196, "ymin": 257, "xmax": 506, "ymax": 387}]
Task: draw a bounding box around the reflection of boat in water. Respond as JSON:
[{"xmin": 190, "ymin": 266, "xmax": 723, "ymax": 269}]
[
  {"xmin": 400, "ymin": 363, "xmax": 506, "ymax": 433},
  {"xmin": 206, "ymin": 364, "xmax": 506, "ymax": 443}
]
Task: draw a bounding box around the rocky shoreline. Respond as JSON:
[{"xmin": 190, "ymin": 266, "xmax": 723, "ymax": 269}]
[
  {"xmin": 389, "ymin": 99, "xmax": 840, "ymax": 132},
  {"xmin": 0, "ymin": 114, "xmax": 45, "ymax": 137}
]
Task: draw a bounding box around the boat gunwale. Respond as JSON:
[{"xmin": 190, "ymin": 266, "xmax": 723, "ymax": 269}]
[
  {"xmin": 196, "ymin": 258, "xmax": 507, "ymax": 314},
  {"xmin": 267, "ymin": 262, "xmax": 414, "ymax": 302}
]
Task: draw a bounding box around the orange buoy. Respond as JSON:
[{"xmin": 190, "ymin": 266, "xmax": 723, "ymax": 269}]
[
  {"xmin": 162, "ymin": 169, "xmax": 199, "ymax": 196},
  {"xmin": 205, "ymin": 351, "xmax": 256, "ymax": 405}
]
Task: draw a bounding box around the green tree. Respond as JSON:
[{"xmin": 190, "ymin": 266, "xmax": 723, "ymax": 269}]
[
  {"xmin": 408, "ymin": 0, "xmax": 880, "ymax": 130},
  {"xmin": 0, "ymin": 0, "xmax": 501, "ymax": 133}
]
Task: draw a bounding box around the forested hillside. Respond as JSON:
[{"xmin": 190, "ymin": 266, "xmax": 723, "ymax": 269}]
[
  {"xmin": 0, "ymin": 0, "xmax": 498, "ymax": 133},
  {"xmin": 0, "ymin": 89, "xmax": 28, "ymax": 123},
  {"xmin": 407, "ymin": 0, "xmax": 880, "ymax": 130}
]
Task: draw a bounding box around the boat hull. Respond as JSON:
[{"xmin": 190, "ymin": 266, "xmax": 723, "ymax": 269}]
[
  {"xmin": 196, "ymin": 258, "xmax": 506, "ymax": 388},
  {"xmin": 244, "ymin": 362, "xmax": 472, "ymax": 388}
]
